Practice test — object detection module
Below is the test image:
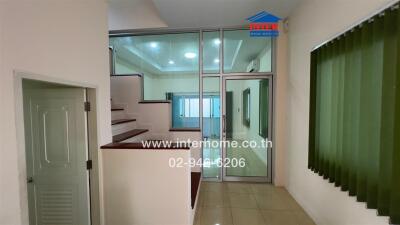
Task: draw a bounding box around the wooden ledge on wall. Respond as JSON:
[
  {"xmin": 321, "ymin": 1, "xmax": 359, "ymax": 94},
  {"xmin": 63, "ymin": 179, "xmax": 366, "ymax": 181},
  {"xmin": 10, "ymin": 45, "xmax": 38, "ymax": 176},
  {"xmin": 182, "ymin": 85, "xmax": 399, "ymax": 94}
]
[
  {"xmin": 101, "ymin": 142, "xmax": 191, "ymax": 150},
  {"xmin": 169, "ymin": 128, "xmax": 201, "ymax": 132},
  {"xmin": 139, "ymin": 100, "xmax": 171, "ymax": 104}
]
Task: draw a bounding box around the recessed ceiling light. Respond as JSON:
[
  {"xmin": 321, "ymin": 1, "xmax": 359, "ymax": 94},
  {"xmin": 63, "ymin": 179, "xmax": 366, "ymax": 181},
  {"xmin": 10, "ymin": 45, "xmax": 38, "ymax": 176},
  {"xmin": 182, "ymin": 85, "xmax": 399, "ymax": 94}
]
[
  {"xmin": 184, "ymin": 52, "xmax": 196, "ymax": 59},
  {"xmin": 214, "ymin": 58, "xmax": 220, "ymax": 63},
  {"xmin": 150, "ymin": 42, "xmax": 158, "ymax": 48},
  {"xmin": 214, "ymin": 39, "xmax": 221, "ymax": 45},
  {"xmin": 168, "ymin": 60, "xmax": 175, "ymax": 65}
]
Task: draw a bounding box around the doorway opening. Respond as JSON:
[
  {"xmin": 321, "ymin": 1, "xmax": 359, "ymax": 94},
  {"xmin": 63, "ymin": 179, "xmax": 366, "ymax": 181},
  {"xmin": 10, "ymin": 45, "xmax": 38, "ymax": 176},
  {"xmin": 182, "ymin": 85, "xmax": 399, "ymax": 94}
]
[{"xmin": 202, "ymin": 76, "xmax": 273, "ymax": 182}]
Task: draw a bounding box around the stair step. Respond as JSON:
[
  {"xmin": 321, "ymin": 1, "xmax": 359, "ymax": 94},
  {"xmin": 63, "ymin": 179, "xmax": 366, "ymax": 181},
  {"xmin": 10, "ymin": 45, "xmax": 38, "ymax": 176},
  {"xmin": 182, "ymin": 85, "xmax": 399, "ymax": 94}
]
[
  {"xmin": 111, "ymin": 108, "xmax": 124, "ymax": 111},
  {"xmin": 112, "ymin": 119, "xmax": 136, "ymax": 125},
  {"xmin": 191, "ymin": 172, "xmax": 201, "ymax": 209},
  {"xmin": 113, "ymin": 129, "xmax": 149, "ymax": 143}
]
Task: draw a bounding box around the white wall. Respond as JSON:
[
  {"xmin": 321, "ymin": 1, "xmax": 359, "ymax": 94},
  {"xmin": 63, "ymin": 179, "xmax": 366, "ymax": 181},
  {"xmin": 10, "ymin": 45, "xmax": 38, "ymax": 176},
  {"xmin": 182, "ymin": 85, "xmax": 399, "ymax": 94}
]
[
  {"xmin": 274, "ymin": 21, "xmax": 288, "ymax": 186},
  {"xmin": 151, "ymin": 74, "xmax": 199, "ymax": 100},
  {"xmin": 114, "ymin": 60, "xmax": 199, "ymax": 100},
  {"xmin": 259, "ymin": 47, "xmax": 272, "ymax": 72},
  {"xmin": 115, "ymin": 59, "xmax": 140, "ymax": 74},
  {"xmin": 103, "ymin": 149, "xmax": 191, "ymax": 225},
  {"xmin": 170, "ymin": 132, "xmax": 203, "ymax": 173},
  {"xmin": 286, "ymin": 0, "xmax": 394, "ymax": 224},
  {"xmin": 0, "ymin": 1, "xmax": 110, "ymax": 224},
  {"xmin": 110, "ymin": 76, "xmax": 141, "ymax": 116}
]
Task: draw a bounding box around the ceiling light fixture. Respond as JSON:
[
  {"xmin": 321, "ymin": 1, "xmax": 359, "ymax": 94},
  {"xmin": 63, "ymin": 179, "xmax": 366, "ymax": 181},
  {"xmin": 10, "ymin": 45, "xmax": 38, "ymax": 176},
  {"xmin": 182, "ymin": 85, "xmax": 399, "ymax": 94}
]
[
  {"xmin": 150, "ymin": 42, "xmax": 158, "ymax": 48},
  {"xmin": 214, "ymin": 58, "xmax": 220, "ymax": 63},
  {"xmin": 184, "ymin": 52, "xmax": 196, "ymax": 59},
  {"xmin": 214, "ymin": 39, "xmax": 221, "ymax": 45},
  {"xmin": 168, "ymin": 60, "xmax": 175, "ymax": 65}
]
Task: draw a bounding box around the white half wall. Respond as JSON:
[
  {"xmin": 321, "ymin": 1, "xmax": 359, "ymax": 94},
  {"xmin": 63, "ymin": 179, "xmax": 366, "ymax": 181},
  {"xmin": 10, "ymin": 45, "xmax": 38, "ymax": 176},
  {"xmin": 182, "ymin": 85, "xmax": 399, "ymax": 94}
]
[
  {"xmin": 0, "ymin": 1, "xmax": 110, "ymax": 224},
  {"xmin": 286, "ymin": 0, "xmax": 395, "ymax": 225},
  {"xmin": 102, "ymin": 149, "xmax": 191, "ymax": 225},
  {"xmin": 170, "ymin": 131, "xmax": 203, "ymax": 173}
]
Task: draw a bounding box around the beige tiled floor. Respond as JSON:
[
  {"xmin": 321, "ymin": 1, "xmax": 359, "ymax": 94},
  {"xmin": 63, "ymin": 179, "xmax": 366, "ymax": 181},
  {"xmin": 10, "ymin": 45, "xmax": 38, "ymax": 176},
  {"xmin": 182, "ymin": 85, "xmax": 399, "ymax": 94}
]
[
  {"xmin": 194, "ymin": 182, "xmax": 316, "ymax": 225},
  {"xmin": 203, "ymin": 140, "xmax": 268, "ymax": 178}
]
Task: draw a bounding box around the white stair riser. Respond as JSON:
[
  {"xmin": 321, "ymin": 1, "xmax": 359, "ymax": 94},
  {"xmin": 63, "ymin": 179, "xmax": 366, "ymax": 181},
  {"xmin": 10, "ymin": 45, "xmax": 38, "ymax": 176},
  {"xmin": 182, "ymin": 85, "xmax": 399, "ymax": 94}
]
[
  {"xmin": 112, "ymin": 121, "xmax": 137, "ymax": 136},
  {"xmin": 111, "ymin": 110, "xmax": 126, "ymax": 120}
]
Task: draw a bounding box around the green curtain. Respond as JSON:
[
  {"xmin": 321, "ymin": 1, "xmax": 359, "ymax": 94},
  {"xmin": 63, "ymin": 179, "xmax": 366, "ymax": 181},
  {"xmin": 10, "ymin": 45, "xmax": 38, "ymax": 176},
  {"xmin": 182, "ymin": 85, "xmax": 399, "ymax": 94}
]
[{"xmin": 309, "ymin": 7, "xmax": 400, "ymax": 225}]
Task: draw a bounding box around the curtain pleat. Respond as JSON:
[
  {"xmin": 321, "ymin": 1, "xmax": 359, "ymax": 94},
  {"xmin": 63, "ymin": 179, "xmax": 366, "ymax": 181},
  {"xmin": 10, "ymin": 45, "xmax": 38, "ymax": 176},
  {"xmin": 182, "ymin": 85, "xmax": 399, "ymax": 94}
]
[
  {"xmin": 367, "ymin": 16, "xmax": 384, "ymax": 209},
  {"xmin": 341, "ymin": 32, "xmax": 353, "ymax": 192},
  {"xmin": 378, "ymin": 8, "xmax": 397, "ymax": 217},
  {"xmin": 315, "ymin": 49, "xmax": 322, "ymax": 174},
  {"xmin": 336, "ymin": 37, "xmax": 345, "ymax": 188},
  {"xmin": 389, "ymin": 6, "xmax": 400, "ymax": 225},
  {"xmin": 309, "ymin": 51, "xmax": 317, "ymax": 170},
  {"xmin": 349, "ymin": 29, "xmax": 362, "ymax": 197},
  {"xmin": 356, "ymin": 21, "xmax": 372, "ymax": 203},
  {"xmin": 309, "ymin": 6, "xmax": 400, "ymax": 225}
]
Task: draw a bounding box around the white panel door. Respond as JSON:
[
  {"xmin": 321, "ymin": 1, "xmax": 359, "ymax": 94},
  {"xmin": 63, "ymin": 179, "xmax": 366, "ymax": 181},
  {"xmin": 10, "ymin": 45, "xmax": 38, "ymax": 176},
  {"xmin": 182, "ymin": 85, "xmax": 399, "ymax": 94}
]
[{"xmin": 23, "ymin": 86, "xmax": 90, "ymax": 225}]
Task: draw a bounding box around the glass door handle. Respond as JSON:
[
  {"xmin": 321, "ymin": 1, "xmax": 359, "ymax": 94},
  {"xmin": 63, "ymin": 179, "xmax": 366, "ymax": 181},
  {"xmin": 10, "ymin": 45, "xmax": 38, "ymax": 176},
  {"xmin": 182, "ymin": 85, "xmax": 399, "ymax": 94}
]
[
  {"xmin": 27, "ymin": 177, "xmax": 34, "ymax": 184},
  {"xmin": 222, "ymin": 115, "xmax": 226, "ymax": 134}
]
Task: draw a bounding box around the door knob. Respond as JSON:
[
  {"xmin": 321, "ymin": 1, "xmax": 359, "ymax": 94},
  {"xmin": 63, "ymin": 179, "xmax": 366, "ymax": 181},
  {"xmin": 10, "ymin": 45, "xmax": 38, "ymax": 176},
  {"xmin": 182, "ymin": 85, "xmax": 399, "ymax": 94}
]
[{"xmin": 27, "ymin": 177, "xmax": 34, "ymax": 183}]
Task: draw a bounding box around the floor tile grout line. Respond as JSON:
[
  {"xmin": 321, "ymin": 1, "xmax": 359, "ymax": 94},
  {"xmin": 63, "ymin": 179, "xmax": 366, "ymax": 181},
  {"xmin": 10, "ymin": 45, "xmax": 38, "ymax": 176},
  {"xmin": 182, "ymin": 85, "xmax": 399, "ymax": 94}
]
[{"xmin": 199, "ymin": 181, "xmax": 315, "ymax": 225}]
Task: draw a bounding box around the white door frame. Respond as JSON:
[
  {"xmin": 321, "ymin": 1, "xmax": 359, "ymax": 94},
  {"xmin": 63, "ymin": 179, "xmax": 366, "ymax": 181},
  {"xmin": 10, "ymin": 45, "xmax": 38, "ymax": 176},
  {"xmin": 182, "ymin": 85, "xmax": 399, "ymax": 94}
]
[{"xmin": 13, "ymin": 70, "xmax": 101, "ymax": 225}]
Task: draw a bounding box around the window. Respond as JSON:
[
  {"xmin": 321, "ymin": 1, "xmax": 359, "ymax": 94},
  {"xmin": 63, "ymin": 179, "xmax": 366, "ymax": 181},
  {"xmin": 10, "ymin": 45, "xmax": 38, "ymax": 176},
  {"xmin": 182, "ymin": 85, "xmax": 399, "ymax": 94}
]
[
  {"xmin": 309, "ymin": 7, "xmax": 400, "ymax": 223},
  {"xmin": 242, "ymin": 88, "xmax": 250, "ymax": 127},
  {"xmin": 223, "ymin": 29, "xmax": 272, "ymax": 73},
  {"xmin": 109, "ymin": 29, "xmax": 274, "ymax": 129},
  {"xmin": 110, "ymin": 32, "xmax": 200, "ymax": 128},
  {"xmin": 171, "ymin": 95, "xmax": 199, "ymax": 128},
  {"xmin": 203, "ymin": 31, "xmax": 220, "ymax": 74},
  {"xmin": 109, "ymin": 32, "xmax": 199, "ymax": 101},
  {"xmin": 181, "ymin": 98, "xmax": 199, "ymax": 118},
  {"xmin": 203, "ymin": 77, "xmax": 220, "ymax": 141},
  {"xmin": 203, "ymin": 98, "xmax": 211, "ymax": 117}
]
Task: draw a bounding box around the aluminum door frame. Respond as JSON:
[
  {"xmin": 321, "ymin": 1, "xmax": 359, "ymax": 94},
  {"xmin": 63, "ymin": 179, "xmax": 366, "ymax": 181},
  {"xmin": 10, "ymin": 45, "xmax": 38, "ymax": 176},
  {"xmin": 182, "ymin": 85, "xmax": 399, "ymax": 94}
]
[
  {"xmin": 221, "ymin": 75, "xmax": 273, "ymax": 183},
  {"xmin": 199, "ymin": 29, "xmax": 276, "ymax": 183}
]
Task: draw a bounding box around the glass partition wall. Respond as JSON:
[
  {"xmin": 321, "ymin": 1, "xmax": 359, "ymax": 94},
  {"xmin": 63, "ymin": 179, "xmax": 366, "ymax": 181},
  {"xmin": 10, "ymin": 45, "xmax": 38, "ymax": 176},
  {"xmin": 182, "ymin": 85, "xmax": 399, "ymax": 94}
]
[{"xmin": 109, "ymin": 29, "xmax": 274, "ymax": 182}]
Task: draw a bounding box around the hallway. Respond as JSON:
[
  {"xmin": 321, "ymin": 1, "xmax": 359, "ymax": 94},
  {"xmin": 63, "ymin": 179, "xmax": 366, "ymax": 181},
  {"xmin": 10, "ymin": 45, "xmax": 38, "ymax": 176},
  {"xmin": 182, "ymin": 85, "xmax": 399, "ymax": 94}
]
[{"xmin": 194, "ymin": 182, "xmax": 315, "ymax": 225}]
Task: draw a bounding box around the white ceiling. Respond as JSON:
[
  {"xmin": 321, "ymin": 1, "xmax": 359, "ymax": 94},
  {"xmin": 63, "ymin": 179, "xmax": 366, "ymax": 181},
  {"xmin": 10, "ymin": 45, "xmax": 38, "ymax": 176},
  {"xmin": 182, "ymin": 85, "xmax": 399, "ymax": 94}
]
[
  {"xmin": 151, "ymin": 0, "xmax": 302, "ymax": 28},
  {"xmin": 108, "ymin": 0, "xmax": 294, "ymax": 74},
  {"xmin": 108, "ymin": 0, "xmax": 303, "ymax": 30}
]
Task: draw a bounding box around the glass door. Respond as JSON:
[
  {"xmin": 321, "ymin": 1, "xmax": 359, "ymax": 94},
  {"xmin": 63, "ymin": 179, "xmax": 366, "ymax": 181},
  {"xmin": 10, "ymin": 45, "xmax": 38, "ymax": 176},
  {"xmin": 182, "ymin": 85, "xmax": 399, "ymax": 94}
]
[
  {"xmin": 200, "ymin": 29, "xmax": 274, "ymax": 182},
  {"xmin": 222, "ymin": 76, "xmax": 272, "ymax": 182},
  {"xmin": 202, "ymin": 77, "xmax": 222, "ymax": 181}
]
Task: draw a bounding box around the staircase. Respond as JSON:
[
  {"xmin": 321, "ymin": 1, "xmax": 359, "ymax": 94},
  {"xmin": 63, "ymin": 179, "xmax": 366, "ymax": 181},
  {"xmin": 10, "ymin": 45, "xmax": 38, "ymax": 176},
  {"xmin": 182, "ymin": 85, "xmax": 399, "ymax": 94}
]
[
  {"xmin": 111, "ymin": 105, "xmax": 149, "ymax": 143},
  {"xmin": 109, "ymin": 75, "xmax": 175, "ymax": 143},
  {"xmin": 104, "ymin": 75, "xmax": 203, "ymax": 225}
]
